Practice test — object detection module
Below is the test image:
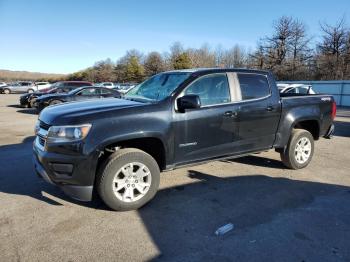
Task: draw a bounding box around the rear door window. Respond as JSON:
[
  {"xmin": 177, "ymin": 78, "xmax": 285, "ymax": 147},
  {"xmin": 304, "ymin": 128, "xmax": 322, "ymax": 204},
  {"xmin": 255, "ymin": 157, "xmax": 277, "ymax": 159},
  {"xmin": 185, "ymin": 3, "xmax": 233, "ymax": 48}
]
[{"xmin": 237, "ymin": 74, "xmax": 270, "ymax": 100}]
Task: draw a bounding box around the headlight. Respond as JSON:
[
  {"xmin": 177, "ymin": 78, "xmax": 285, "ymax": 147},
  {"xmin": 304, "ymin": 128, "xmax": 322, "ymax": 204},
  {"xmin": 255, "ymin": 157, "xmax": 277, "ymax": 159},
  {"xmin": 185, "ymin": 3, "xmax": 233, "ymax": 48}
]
[
  {"xmin": 34, "ymin": 121, "xmax": 40, "ymax": 135},
  {"xmin": 47, "ymin": 124, "xmax": 92, "ymax": 143}
]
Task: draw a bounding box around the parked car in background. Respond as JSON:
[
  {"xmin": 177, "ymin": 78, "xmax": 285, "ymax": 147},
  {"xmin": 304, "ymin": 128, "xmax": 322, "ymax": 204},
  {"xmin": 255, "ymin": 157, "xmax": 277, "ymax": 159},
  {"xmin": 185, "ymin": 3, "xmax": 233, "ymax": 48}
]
[
  {"xmin": 117, "ymin": 83, "xmax": 137, "ymax": 94},
  {"xmin": 35, "ymin": 82, "xmax": 51, "ymax": 91},
  {"xmin": 19, "ymin": 81, "xmax": 93, "ymax": 108},
  {"xmin": 34, "ymin": 86, "xmax": 121, "ymax": 111},
  {"xmin": 1, "ymin": 81, "xmax": 37, "ymax": 94},
  {"xmin": 96, "ymin": 82, "xmax": 115, "ymax": 88},
  {"xmin": 277, "ymin": 84, "xmax": 316, "ymax": 95},
  {"xmin": 33, "ymin": 68, "xmax": 335, "ymax": 211},
  {"xmin": 0, "ymin": 82, "xmax": 7, "ymax": 88}
]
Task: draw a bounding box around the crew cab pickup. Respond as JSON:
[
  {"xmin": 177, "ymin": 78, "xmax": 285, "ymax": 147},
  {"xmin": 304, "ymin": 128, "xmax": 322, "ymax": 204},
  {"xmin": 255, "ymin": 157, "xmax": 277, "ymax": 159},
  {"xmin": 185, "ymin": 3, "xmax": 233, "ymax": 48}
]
[{"xmin": 33, "ymin": 68, "xmax": 336, "ymax": 211}]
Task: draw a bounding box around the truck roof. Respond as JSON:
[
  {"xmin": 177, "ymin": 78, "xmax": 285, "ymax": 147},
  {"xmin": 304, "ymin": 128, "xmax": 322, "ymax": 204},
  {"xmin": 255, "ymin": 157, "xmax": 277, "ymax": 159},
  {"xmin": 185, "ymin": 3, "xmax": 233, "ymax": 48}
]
[{"xmin": 165, "ymin": 68, "xmax": 270, "ymax": 75}]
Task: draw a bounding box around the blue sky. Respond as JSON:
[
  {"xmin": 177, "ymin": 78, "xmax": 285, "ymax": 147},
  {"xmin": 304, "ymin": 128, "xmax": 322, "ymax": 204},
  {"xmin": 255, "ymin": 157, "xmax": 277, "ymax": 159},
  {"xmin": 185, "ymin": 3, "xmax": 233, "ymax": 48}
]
[{"xmin": 0, "ymin": 0, "xmax": 349, "ymax": 74}]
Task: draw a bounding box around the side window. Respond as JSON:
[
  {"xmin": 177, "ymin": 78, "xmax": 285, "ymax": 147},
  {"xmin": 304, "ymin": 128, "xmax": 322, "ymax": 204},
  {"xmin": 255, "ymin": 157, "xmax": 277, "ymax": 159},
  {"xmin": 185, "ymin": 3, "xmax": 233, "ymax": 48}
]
[
  {"xmin": 297, "ymin": 87, "xmax": 308, "ymax": 94},
  {"xmin": 184, "ymin": 74, "xmax": 230, "ymax": 106},
  {"xmin": 77, "ymin": 88, "xmax": 99, "ymax": 96},
  {"xmin": 101, "ymin": 88, "xmax": 113, "ymax": 94},
  {"xmin": 67, "ymin": 82, "xmax": 83, "ymax": 87},
  {"xmin": 286, "ymin": 87, "xmax": 298, "ymax": 94},
  {"xmin": 237, "ymin": 74, "xmax": 270, "ymax": 100},
  {"xmin": 62, "ymin": 88, "xmax": 72, "ymax": 93}
]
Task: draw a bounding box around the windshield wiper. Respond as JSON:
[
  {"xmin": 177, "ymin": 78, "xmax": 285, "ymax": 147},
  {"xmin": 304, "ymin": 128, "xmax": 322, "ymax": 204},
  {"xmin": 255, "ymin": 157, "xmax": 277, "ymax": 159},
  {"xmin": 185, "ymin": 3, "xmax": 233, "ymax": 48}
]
[{"xmin": 124, "ymin": 95, "xmax": 155, "ymax": 103}]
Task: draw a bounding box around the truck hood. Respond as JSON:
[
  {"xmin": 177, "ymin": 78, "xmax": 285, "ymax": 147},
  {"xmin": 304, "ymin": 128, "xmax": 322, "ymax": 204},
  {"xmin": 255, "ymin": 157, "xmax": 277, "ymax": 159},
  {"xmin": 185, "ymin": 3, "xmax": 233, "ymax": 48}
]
[{"xmin": 39, "ymin": 98, "xmax": 145, "ymax": 125}]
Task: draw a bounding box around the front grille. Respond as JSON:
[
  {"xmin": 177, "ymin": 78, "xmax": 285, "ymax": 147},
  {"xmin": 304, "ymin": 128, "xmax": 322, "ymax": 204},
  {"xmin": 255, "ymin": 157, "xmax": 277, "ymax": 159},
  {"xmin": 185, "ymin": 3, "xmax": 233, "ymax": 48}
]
[
  {"xmin": 38, "ymin": 136, "xmax": 46, "ymax": 147},
  {"xmin": 39, "ymin": 121, "xmax": 51, "ymax": 130}
]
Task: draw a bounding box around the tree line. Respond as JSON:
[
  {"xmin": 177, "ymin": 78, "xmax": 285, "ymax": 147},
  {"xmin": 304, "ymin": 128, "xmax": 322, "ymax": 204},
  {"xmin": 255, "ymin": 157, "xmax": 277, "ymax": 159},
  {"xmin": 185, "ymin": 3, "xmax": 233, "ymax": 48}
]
[
  {"xmin": 0, "ymin": 69, "xmax": 65, "ymax": 82},
  {"xmin": 67, "ymin": 16, "xmax": 350, "ymax": 83},
  {"xmin": 3, "ymin": 16, "xmax": 348, "ymax": 83}
]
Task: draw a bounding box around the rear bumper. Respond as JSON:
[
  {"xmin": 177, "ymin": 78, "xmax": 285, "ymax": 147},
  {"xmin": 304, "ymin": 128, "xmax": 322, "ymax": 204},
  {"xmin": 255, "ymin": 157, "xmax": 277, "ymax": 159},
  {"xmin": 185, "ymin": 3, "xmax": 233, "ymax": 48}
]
[
  {"xmin": 324, "ymin": 124, "xmax": 335, "ymax": 139},
  {"xmin": 33, "ymin": 140, "xmax": 96, "ymax": 201}
]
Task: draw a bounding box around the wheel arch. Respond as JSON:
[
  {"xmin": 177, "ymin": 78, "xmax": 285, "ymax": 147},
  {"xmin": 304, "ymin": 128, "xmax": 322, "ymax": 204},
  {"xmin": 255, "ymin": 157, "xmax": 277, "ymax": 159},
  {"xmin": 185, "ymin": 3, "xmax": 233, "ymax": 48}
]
[
  {"xmin": 293, "ymin": 119, "xmax": 320, "ymax": 140},
  {"xmin": 274, "ymin": 104, "xmax": 322, "ymax": 148},
  {"xmin": 97, "ymin": 136, "xmax": 167, "ymax": 172}
]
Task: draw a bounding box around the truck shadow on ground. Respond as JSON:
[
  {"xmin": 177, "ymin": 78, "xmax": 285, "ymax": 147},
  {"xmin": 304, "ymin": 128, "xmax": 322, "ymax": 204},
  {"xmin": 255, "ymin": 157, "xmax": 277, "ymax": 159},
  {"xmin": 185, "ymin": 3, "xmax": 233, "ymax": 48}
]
[
  {"xmin": 0, "ymin": 136, "xmax": 107, "ymax": 208},
  {"xmin": 1, "ymin": 137, "xmax": 350, "ymax": 260},
  {"xmin": 223, "ymin": 154, "xmax": 286, "ymax": 169},
  {"xmin": 138, "ymin": 170, "xmax": 350, "ymax": 261}
]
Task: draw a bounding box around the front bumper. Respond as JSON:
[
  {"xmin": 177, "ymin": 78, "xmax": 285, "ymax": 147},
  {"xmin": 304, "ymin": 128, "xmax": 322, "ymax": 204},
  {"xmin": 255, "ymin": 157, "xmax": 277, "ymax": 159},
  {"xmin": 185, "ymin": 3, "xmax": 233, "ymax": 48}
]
[
  {"xmin": 33, "ymin": 138, "xmax": 96, "ymax": 201},
  {"xmin": 19, "ymin": 97, "xmax": 28, "ymax": 106}
]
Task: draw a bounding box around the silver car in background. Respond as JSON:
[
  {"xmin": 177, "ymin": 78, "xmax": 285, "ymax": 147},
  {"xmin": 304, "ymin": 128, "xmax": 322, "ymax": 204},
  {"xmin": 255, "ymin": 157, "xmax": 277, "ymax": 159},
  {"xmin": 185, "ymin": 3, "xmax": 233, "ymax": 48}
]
[
  {"xmin": 277, "ymin": 84, "xmax": 316, "ymax": 94},
  {"xmin": 1, "ymin": 81, "xmax": 37, "ymax": 94}
]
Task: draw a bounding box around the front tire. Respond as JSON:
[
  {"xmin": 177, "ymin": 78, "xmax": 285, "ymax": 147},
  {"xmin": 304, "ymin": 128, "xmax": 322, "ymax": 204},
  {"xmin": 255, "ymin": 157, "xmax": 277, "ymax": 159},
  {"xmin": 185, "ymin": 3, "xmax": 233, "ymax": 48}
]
[
  {"xmin": 97, "ymin": 148, "xmax": 160, "ymax": 211},
  {"xmin": 27, "ymin": 89, "xmax": 34, "ymax": 93},
  {"xmin": 3, "ymin": 88, "xmax": 10, "ymax": 94},
  {"xmin": 29, "ymin": 98, "xmax": 36, "ymax": 108},
  {"xmin": 280, "ymin": 129, "xmax": 314, "ymax": 169}
]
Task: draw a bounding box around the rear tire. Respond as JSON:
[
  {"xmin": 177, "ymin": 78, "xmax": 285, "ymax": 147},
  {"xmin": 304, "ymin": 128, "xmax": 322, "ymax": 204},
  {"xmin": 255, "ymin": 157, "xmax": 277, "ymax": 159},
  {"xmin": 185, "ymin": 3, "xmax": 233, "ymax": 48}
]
[
  {"xmin": 27, "ymin": 89, "xmax": 34, "ymax": 93},
  {"xmin": 3, "ymin": 88, "xmax": 10, "ymax": 94},
  {"xmin": 280, "ymin": 129, "xmax": 314, "ymax": 169},
  {"xmin": 96, "ymin": 148, "xmax": 160, "ymax": 211}
]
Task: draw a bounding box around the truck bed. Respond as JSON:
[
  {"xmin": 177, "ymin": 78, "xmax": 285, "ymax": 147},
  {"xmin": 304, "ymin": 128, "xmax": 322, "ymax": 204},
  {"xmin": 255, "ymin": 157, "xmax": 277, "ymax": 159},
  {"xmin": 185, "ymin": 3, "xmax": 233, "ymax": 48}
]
[{"xmin": 274, "ymin": 93, "xmax": 335, "ymax": 148}]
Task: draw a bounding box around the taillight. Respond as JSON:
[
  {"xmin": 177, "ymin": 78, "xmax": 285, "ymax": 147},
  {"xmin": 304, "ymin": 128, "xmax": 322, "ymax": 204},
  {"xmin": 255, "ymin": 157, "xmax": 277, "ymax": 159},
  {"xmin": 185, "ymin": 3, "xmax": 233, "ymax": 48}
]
[{"xmin": 331, "ymin": 101, "xmax": 337, "ymax": 120}]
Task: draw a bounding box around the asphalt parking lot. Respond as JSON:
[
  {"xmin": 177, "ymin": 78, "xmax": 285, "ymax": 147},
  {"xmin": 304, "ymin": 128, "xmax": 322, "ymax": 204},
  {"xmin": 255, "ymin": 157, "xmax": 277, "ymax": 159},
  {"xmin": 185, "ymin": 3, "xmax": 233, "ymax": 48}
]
[{"xmin": 0, "ymin": 94, "xmax": 350, "ymax": 262}]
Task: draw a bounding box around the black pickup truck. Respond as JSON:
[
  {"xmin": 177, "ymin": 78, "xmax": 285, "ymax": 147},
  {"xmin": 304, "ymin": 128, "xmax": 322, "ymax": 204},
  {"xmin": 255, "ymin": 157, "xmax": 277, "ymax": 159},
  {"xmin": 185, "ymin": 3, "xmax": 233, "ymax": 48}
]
[{"xmin": 33, "ymin": 68, "xmax": 336, "ymax": 211}]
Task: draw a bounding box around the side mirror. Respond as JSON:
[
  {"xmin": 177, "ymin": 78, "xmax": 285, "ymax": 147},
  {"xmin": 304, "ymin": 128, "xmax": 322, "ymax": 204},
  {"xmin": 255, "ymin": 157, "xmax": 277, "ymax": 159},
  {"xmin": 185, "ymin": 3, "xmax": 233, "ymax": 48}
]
[{"xmin": 177, "ymin": 95, "xmax": 201, "ymax": 112}]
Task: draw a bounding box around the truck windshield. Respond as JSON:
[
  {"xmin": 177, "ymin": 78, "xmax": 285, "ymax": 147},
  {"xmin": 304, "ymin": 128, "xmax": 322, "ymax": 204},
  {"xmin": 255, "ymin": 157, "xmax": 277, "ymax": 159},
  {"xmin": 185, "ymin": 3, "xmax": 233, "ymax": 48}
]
[{"xmin": 125, "ymin": 72, "xmax": 191, "ymax": 102}]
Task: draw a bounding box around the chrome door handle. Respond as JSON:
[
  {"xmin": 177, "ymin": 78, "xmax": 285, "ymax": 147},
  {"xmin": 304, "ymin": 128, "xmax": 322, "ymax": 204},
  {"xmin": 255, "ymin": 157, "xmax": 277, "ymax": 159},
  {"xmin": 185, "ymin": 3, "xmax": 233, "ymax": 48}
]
[{"xmin": 224, "ymin": 111, "xmax": 238, "ymax": 117}]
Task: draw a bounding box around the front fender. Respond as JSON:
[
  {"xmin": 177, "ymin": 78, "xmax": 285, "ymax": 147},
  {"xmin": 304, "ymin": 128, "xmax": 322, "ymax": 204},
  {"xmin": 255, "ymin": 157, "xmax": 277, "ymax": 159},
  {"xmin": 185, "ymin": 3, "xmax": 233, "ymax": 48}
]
[{"xmin": 96, "ymin": 131, "xmax": 168, "ymax": 152}]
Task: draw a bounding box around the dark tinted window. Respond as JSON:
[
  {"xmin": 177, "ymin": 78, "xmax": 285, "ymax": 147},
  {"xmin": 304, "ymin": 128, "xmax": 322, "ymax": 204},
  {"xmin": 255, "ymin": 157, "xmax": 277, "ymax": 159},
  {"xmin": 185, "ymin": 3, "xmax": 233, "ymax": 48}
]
[
  {"xmin": 101, "ymin": 88, "xmax": 113, "ymax": 94},
  {"xmin": 286, "ymin": 86, "xmax": 309, "ymax": 94},
  {"xmin": 77, "ymin": 88, "xmax": 99, "ymax": 96},
  {"xmin": 238, "ymin": 74, "xmax": 270, "ymax": 100},
  {"xmin": 184, "ymin": 73, "xmax": 230, "ymax": 106},
  {"xmin": 64, "ymin": 82, "xmax": 87, "ymax": 87}
]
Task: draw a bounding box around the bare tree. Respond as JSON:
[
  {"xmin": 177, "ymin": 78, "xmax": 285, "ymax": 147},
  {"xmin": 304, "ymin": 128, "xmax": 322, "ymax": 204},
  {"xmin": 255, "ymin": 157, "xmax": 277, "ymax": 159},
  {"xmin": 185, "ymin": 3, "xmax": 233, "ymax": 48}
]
[
  {"xmin": 288, "ymin": 19, "xmax": 312, "ymax": 79},
  {"xmin": 187, "ymin": 44, "xmax": 216, "ymax": 68},
  {"xmin": 265, "ymin": 16, "xmax": 294, "ymax": 68},
  {"xmin": 144, "ymin": 52, "xmax": 165, "ymax": 76},
  {"xmin": 249, "ymin": 41, "xmax": 266, "ymax": 69},
  {"xmin": 317, "ymin": 18, "xmax": 348, "ymax": 79}
]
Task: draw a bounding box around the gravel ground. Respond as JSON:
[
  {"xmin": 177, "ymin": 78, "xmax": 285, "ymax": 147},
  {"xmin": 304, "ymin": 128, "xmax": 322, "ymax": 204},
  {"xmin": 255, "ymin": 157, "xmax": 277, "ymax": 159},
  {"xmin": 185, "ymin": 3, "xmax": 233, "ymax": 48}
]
[{"xmin": 0, "ymin": 94, "xmax": 350, "ymax": 262}]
